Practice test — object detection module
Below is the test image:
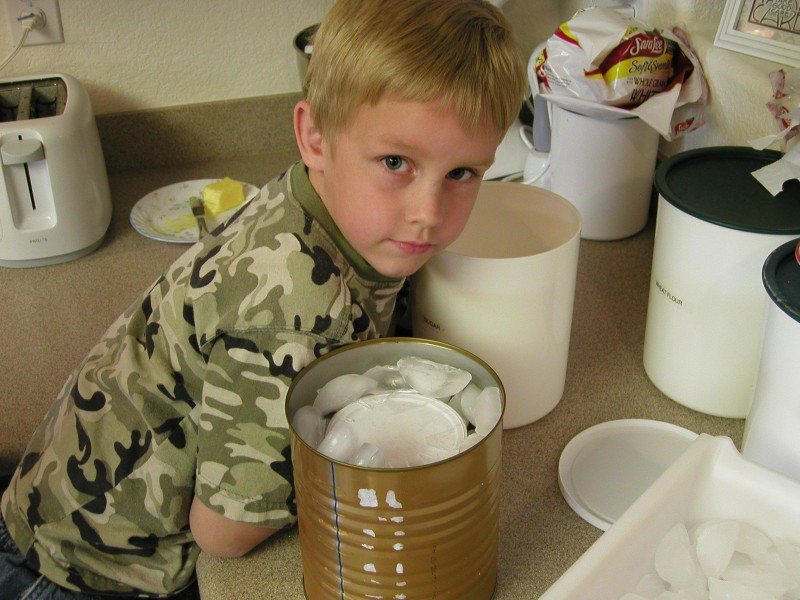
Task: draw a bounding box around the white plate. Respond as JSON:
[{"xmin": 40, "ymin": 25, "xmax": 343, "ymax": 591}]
[
  {"xmin": 129, "ymin": 179, "xmax": 260, "ymax": 243},
  {"xmin": 558, "ymin": 419, "xmax": 697, "ymax": 531}
]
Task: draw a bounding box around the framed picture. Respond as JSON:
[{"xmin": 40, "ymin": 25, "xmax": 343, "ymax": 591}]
[{"xmin": 715, "ymin": 0, "xmax": 800, "ymax": 67}]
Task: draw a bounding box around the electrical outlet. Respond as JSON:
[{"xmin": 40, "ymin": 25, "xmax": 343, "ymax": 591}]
[{"xmin": 4, "ymin": 0, "xmax": 63, "ymax": 46}]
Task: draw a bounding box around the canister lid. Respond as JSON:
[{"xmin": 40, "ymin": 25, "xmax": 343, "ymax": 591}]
[
  {"xmin": 655, "ymin": 146, "xmax": 800, "ymax": 234},
  {"xmin": 763, "ymin": 238, "xmax": 800, "ymax": 324},
  {"xmin": 558, "ymin": 419, "xmax": 697, "ymax": 530}
]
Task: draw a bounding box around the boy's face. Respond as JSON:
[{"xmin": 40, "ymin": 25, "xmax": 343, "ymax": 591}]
[{"xmin": 305, "ymin": 97, "xmax": 503, "ymax": 278}]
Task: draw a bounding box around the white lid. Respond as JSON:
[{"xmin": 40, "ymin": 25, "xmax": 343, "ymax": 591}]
[
  {"xmin": 558, "ymin": 419, "xmax": 697, "ymax": 530},
  {"xmin": 330, "ymin": 392, "xmax": 467, "ymax": 468}
]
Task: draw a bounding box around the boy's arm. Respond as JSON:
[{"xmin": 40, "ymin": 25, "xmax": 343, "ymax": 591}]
[
  {"xmin": 190, "ymin": 331, "xmax": 318, "ymax": 558},
  {"xmin": 189, "ymin": 496, "xmax": 279, "ymax": 558}
]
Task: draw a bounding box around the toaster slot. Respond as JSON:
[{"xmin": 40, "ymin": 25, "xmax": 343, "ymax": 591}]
[
  {"xmin": 0, "ymin": 87, "xmax": 20, "ymax": 122},
  {"xmin": 30, "ymin": 81, "xmax": 64, "ymax": 119},
  {"xmin": 0, "ymin": 78, "xmax": 66, "ymax": 122}
]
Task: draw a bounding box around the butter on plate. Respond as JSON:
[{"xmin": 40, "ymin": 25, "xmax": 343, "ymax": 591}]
[{"xmin": 203, "ymin": 177, "xmax": 245, "ymax": 217}]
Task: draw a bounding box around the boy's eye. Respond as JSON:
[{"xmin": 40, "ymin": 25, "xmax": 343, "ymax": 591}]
[
  {"xmin": 382, "ymin": 156, "xmax": 408, "ymax": 171},
  {"xmin": 447, "ymin": 167, "xmax": 475, "ymax": 182}
]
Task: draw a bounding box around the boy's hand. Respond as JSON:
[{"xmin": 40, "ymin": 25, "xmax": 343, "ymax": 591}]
[{"xmin": 189, "ymin": 496, "xmax": 279, "ymax": 558}]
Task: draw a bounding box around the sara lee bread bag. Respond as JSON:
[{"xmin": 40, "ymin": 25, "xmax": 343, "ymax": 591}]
[{"xmin": 531, "ymin": 7, "xmax": 708, "ymax": 140}]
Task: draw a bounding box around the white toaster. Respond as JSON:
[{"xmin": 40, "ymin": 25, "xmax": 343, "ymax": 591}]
[{"xmin": 0, "ymin": 73, "xmax": 111, "ymax": 268}]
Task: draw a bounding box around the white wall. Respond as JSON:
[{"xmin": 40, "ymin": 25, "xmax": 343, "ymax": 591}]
[
  {"xmin": 0, "ymin": 0, "xmax": 333, "ymax": 115},
  {"xmin": 0, "ymin": 0, "xmax": 789, "ymax": 152},
  {"xmin": 0, "ymin": 1, "xmax": 558, "ymax": 116}
]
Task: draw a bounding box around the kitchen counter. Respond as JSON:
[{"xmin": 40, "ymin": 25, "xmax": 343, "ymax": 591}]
[{"xmin": 0, "ymin": 126, "xmax": 743, "ymax": 598}]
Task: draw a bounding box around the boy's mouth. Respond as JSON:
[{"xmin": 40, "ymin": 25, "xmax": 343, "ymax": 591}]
[{"xmin": 393, "ymin": 240, "xmax": 434, "ymax": 255}]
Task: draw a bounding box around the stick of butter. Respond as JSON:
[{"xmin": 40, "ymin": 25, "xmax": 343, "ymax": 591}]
[{"xmin": 203, "ymin": 178, "xmax": 245, "ymax": 217}]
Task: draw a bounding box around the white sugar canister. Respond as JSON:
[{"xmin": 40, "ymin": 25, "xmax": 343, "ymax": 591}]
[
  {"xmin": 643, "ymin": 147, "xmax": 800, "ymax": 418},
  {"xmin": 412, "ymin": 182, "xmax": 581, "ymax": 428},
  {"xmin": 742, "ymin": 238, "xmax": 800, "ymax": 480}
]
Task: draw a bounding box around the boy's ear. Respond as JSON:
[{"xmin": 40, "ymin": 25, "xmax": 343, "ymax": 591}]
[{"xmin": 294, "ymin": 100, "xmax": 326, "ymax": 171}]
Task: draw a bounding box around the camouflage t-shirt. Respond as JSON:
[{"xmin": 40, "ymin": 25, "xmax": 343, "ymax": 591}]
[{"xmin": 1, "ymin": 163, "xmax": 404, "ymax": 597}]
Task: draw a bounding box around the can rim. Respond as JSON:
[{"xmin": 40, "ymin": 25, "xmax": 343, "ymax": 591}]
[{"xmin": 286, "ymin": 336, "xmax": 506, "ymax": 471}]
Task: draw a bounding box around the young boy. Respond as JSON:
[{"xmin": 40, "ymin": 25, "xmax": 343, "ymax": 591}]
[{"xmin": 0, "ymin": 0, "xmax": 526, "ymax": 597}]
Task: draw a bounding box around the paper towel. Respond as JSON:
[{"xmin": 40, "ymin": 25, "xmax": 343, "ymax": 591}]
[{"xmin": 750, "ymin": 108, "xmax": 800, "ymax": 196}]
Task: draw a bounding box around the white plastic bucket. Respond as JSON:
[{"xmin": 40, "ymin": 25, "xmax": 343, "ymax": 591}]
[
  {"xmin": 546, "ymin": 104, "xmax": 659, "ymax": 241},
  {"xmin": 412, "ymin": 181, "xmax": 581, "ymax": 428},
  {"xmin": 643, "ymin": 147, "xmax": 800, "ymax": 418},
  {"xmin": 742, "ymin": 238, "xmax": 800, "ymax": 480}
]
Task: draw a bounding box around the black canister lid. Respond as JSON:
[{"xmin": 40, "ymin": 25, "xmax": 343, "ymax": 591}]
[
  {"xmin": 763, "ymin": 238, "xmax": 800, "ymax": 324},
  {"xmin": 655, "ymin": 146, "xmax": 800, "ymax": 234}
]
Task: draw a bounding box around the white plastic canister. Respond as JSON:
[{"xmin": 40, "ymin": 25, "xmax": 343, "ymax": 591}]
[
  {"xmin": 643, "ymin": 147, "xmax": 800, "ymax": 418},
  {"xmin": 412, "ymin": 182, "xmax": 581, "ymax": 428},
  {"xmin": 545, "ymin": 102, "xmax": 660, "ymax": 241},
  {"xmin": 742, "ymin": 238, "xmax": 800, "ymax": 480}
]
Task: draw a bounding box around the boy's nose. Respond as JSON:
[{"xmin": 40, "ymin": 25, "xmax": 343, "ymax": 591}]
[{"xmin": 406, "ymin": 183, "xmax": 444, "ymax": 228}]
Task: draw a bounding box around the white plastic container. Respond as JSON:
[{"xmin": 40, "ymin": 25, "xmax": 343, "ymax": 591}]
[
  {"xmin": 544, "ymin": 103, "xmax": 660, "ymax": 241},
  {"xmin": 743, "ymin": 238, "xmax": 800, "ymax": 480},
  {"xmin": 643, "ymin": 147, "xmax": 800, "ymax": 418},
  {"xmin": 540, "ymin": 434, "xmax": 800, "ymax": 600},
  {"xmin": 412, "ymin": 181, "xmax": 581, "ymax": 428}
]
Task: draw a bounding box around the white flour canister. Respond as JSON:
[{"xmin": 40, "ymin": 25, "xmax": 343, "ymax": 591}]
[
  {"xmin": 742, "ymin": 238, "xmax": 800, "ymax": 479},
  {"xmin": 643, "ymin": 147, "xmax": 800, "ymax": 418}
]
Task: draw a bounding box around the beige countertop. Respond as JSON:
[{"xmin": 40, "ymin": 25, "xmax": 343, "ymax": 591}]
[{"xmin": 0, "ymin": 144, "xmax": 743, "ymax": 599}]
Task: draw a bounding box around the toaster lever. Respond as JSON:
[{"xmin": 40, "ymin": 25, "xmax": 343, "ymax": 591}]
[{"xmin": 1, "ymin": 139, "xmax": 44, "ymax": 165}]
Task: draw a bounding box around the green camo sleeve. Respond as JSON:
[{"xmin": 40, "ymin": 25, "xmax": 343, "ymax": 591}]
[{"xmin": 194, "ymin": 328, "xmax": 323, "ymax": 528}]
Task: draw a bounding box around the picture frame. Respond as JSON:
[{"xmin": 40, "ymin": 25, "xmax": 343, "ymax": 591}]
[{"xmin": 714, "ymin": 0, "xmax": 800, "ymax": 67}]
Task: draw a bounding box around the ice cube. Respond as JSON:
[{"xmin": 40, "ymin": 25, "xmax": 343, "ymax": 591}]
[
  {"xmin": 313, "ymin": 373, "xmax": 378, "ymax": 415},
  {"xmin": 735, "ymin": 523, "xmax": 773, "ymax": 559},
  {"xmin": 655, "ymin": 592, "xmax": 685, "ymax": 600},
  {"xmin": 633, "ymin": 573, "xmax": 666, "ymax": 598},
  {"xmin": 721, "ymin": 563, "xmax": 796, "ymax": 597},
  {"xmin": 775, "ymin": 538, "xmax": 800, "ymax": 598},
  {"xmin": 317, "ymin": 420, "xmax": 360, "ymax": 462},
  {"xmin": 473, "ymin": 386, "xmax": 503, "ymax": 435},
  {"xmin": 676, "ymin": 589, "xmax": 713, "ymax": 600},
  {"xmin": 396, "ymin": 356, "xmax": 471, "ymax": 398},
  {"xmin": 291, "ymin": 405, "xmax": 326, "ymax": 448},
  {"xmin": 350, "ymin": 443, "xmax": 386, "ymax": 468},
  {"xmin": 450, "ymin": 383, "xmax": 481, "ymax": 423},
  {"xmin": 621, "ymin": 521, "xmax": 800, "ymax": 600},
  {"xmin": 693, "ymin": 519, "xmax": 739, "ymax": 578},
  {"xmin": 775, "ymin": 537, "xmax": 800, "ymax": 572},
  {"xmin": 708, "ymin": 577, "xmax": 777, "ymax": 600},
  {"xmin": 362, "ymin": 365, "xmax": 411, "ymax": 393},
  {"xmin": 749, "ymin": 548, "xmax": 784, "ymax": 568},
  {"xmin": 654, "ymin": 523, "xmax": 705, "ymax": 592}
]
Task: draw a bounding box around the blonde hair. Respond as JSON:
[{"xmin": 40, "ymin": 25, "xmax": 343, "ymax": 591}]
[{"xmin": 304, "ymin": 0, "xmax": 527, "ymax": 139}]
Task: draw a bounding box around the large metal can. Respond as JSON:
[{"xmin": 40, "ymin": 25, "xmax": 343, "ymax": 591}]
[{"xmin": 287, "ymin": 338, "xmax": 505, "ymax": 600}]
